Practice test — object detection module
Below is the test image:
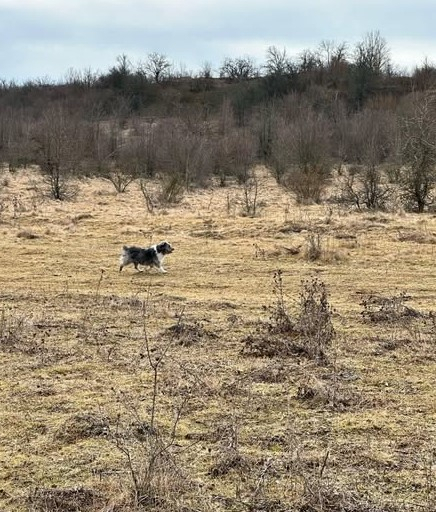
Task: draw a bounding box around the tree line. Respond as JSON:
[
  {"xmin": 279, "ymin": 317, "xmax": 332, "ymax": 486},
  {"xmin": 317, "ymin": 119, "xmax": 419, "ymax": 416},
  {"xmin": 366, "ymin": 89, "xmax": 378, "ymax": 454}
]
[{"xmin": 1, "ymin": 31, "xmax": 436, "ymax": 212}]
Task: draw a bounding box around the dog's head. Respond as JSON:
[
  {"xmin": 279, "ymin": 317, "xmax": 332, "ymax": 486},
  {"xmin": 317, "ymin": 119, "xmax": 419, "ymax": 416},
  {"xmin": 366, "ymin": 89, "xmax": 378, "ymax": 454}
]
[{"xmin": 156, "ymin": 241, "xmax": 174, "ymax": 255}]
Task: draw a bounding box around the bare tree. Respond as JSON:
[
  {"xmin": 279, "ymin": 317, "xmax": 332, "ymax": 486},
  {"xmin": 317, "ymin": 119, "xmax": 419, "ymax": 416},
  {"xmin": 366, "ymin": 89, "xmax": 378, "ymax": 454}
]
[
  {"xmin": 298, "ymin": 49, "xmax": 322, "ymax": 73},
  {"xmin": 350, "ymin": 31, "xmax": 391, "ymax": 108},
  {"xmin": 269, "ymin": 115, "xmax": 293, "ymax": 184},
  {"xmin": 105, "ymin": 54, "xmax": 133, "ymax": 91},
  {"xmin": 319, "ymin": 40, "xmax": 344, "ymax": 68},
  {"xmin": 199, "ymin": 61, "xmax": 213, "ymax": 79},
  {"xmin": 271, "ymin": 108, "xmax": 332, "ymax": 203},
  {"xmin": 265, "ymin": 46, "xmax": 291, "ymax": 76},
  {"xmin": 0, "ymin": 106, "xmax": 33, "ymax": 170},
  {"xmin": 412, "ymin": 58, "xmax": 436, "ymax": 91},
  {"xmin": 156, "ymin": 118, "xmax": 213, "ymax": 201},
  {"xmin": 33, "ymin": 105, "xmax": 85, "ymax": 200},
  {"xmin": 354, "ymin": 31, "xmax": 390, "ymax": 75},
  {"xmin": 212, "ymin": 125, "xmax": 258, "ymax": 186},
  {"xmin": 339, "ymin": 108, "xmax": 395, "ymax": 209},
  {"xmin": 399, "ymin": 93, "xmax": 436, "ymax": 212},
  {"xmin": 318, "ymin": 40, "xmax": 349, "ymax": 83},
  {"xmin": 142, "ymin": 52, "xmax": 172, "ymax": 83},
  {"xmin": 219, "ymin": 56, "xmax": 258, "ymax": 81},
  {"xmin": 263, "ymin": 47, "xmax": 297, "ymax": 98},
  {"xmin": 91, "ymin": 118, "xmax": 156, "ymax": 193}
]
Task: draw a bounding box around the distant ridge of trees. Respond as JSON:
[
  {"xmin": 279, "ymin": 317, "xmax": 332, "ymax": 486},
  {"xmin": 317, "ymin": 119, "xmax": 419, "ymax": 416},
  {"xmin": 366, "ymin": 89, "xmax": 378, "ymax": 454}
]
[
  {"xmin": 2, "ymin": 32, "xmax": 435, "ymax": 115},
  {"xmin": 1, "ymin": 32, "xmax": 436, "ymax": 212}
]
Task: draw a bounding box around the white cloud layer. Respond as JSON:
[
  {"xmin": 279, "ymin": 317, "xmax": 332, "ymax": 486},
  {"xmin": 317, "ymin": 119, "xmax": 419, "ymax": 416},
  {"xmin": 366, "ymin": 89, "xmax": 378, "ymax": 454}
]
[{"xmin": 0, "ymin": 0, "xmax": 435, "ymax": 81}]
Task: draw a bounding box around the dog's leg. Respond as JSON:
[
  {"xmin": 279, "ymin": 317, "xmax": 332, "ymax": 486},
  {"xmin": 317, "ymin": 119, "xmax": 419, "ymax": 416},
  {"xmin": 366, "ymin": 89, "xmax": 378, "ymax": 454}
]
[
  {"xmin": 119, "ymin": 265, "xmax": 123, "ymax": 272},
  {"xmin": 158, "ymin": 265, "xmax": 167, "ymax": 273}
]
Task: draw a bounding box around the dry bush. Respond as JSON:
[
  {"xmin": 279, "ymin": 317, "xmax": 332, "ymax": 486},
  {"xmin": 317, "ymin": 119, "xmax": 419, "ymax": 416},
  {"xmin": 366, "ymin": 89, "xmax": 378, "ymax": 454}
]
[
  {"xmin": 337, "ymin": 164, "xmax": 394, "ymax": 211},
  {"xmin": 16, "ymin": 230, "xmax": 39, "ymax": 239},
  {"xmin": 208, "ymin": 416, "xmax": 251, "ymax": 478},
  {"xmin": 296, "ymin": 277, "xmax": 335, "ymax": 363},
  {"xmin": 108, "ymin": 414, "xmax": 191, "ymax": 509},
  {"xmin": 92, "ymin": 121, "xmax": 151, "ymax": 193},
  {"xmin": 0, "ymin": 307, "xmax": 29, "ymax": 349},
  {"xmin": 285, "ymin": 163, "xmax": 331, "ymax": 205},
  {"xmin": 212, "ymin": 126, "xmax": 258, "ymax": 186},
  {"xmin": 397, "ymin": 229, "xmax": 436, "ymax": 244},
  {"xmin": 164, "ymin": 318, "xmax": 217, "ymax": 347},
  {"xmin": 242, "ymin": 272, "xmax": 335, "ymax": 363},
  {"xmin": 304, "ymin": 232, "xmax": 345, "ymax": 263},
  {"xmin": 241, "ymin": 169, "xmax": 263, "ymax": 217},
  {"xmin": 399, "ymin": 92, "xmax": 436, "ymax": 212},
  {"xmin": 27, "ymin": 486, "xmax": 103, "ymax": 512},
  {"xmin": 305, "ymin": 232, "xmax": 322, "ymax": 261},
  {"xmin": 157, "ymin": 173, "xmax": 186, "ymax": 204},
  {"xmin": 54, "ymin": 413, "xmax": 109, "ymax": 444},
  {"xmin": 335, "ymin": 108, "xmax": 397, "ymax": 210},
  {"xmin": 296, "ymin": 374, "xmax": 359, "ymax": 411},
  {"xmin": 361, "ymin": 292, "xmax": 421, "ymax": 323},
  {"xmin": 299, "ymin": 482, "xmax": 396, "ymax": 512}
]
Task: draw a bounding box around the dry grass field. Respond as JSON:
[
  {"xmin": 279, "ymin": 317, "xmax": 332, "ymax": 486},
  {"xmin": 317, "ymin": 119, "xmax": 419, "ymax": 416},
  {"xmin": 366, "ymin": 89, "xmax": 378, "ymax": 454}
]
[{"xmin": 1, "ymin": 167, "xmax": 436, "ymax": 511}]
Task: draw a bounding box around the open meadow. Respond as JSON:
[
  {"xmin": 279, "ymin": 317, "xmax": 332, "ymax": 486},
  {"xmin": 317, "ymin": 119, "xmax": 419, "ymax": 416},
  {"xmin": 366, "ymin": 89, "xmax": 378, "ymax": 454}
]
[{"xmin": 1, "ymin": 167, "xmax": 436, "ymax": 511}]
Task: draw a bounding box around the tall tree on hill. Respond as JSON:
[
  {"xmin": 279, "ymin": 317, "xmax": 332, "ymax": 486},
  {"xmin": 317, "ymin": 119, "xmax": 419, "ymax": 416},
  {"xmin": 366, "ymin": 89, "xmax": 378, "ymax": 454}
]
[
  {"xmin": 219, "ymin": 56, "xmax": 258, "ymax": 82},
  {"xmin": 350, "ymin": 31, "xmax": 391, "ymax": 109},
  {"xmin": 142, "ymin": 52, "xmax": 172, "ymax": 83}
]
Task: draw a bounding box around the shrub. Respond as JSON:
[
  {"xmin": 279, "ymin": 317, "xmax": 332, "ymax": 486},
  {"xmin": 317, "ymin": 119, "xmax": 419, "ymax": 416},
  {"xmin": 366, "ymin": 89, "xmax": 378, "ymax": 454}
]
[{"xmin": 242, "ymin": 272, "xmax": 335, "ymax": 363}]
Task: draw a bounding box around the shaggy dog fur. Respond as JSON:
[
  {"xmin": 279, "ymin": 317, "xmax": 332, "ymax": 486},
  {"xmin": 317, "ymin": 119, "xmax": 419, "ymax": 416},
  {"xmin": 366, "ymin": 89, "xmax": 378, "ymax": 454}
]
[{"xmin": 119, "ymin": 241, "xmax": 174, "ymax": 273}]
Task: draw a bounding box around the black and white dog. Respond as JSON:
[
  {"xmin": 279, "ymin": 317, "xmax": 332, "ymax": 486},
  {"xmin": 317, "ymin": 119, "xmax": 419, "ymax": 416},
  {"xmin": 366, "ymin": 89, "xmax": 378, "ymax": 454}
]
[{"xmin": 119, "ymin": 241, "xmax": 174, "ymax": 273}]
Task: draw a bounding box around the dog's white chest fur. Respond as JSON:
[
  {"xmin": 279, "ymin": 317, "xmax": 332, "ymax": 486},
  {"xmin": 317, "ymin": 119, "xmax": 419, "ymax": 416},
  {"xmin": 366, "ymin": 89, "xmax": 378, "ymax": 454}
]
[{"xmin": 153, "ymin": 247, "xmax": 165, "ymax": 263}]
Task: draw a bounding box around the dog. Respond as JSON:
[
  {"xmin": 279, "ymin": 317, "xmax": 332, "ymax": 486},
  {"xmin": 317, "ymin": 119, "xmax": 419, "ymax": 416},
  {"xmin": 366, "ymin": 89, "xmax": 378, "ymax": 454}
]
[{"xmin": 119, "ymin": 241, "xmax": 174, "ymax": 273}]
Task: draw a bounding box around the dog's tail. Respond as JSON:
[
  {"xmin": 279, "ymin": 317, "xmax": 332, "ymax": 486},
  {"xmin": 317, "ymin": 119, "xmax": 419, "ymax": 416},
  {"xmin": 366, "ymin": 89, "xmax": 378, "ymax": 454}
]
[{"xmin": 119, "ymin": 246, "xmax": 130, "ymax": 272}]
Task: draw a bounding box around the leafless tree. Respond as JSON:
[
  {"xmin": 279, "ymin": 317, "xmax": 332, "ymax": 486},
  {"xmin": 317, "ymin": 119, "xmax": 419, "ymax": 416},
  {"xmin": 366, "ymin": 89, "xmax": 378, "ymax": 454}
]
[
  {"xmin": 199, "ymin": 61, "xmax": 213, "ymax": 79},
  {"xmin": 219, "ymin": 56, "xmax": 258, "ymax": 81},
  {"xmin": 269, "ymin": 115, "xmax": 293, "ymax": 184},
  {"xmin": 265, "ymin": 46, "xmax": 291, "ymax": 76},
  {"xmin": 33, "ymin": 105, "xmax": 85, "ymax": 200},
  {"xmin": 156, "ymin": 118, "xmax": 213, "ymax": 201},
  {"xmin": 91, "ymin": 118, "xmax": 156, "ymax": 193},
  {"xmin": 399, "ymin": 93, "xmax": 436, "ymax": 212},
  {"xmin": 212, "ymin": 123, "xmax": 257, "ymax": 186},
  {"xmin": 64, "ymin": 67, "xmax": 99, "ymax": 88},
  {"xmin": 0, "ymin": 106, "xmax": 33, "ymax": 170},
  {"xmin": 142, "ymin": 52, "xmax": 172, "ymax": 83},
  {"xmin": 271, "ymin": 107, "xmax": 332, "ymax": 203},
  {"xmin": 242, "ymin": 169, "xmax": 264, "ymax": 217},
  {"xmin": 298, "ymin": 49, "xmax": 322, "ymax": 73},
  {"xmin": 412, "ymin": 58, "xmax": 436, "ymax": 91},
  {"xmin": 354, "ymin": 31, "xmax": 391, "ymax": 75},
  {"xmin": 318, "ymin": 40, "xmax": 348, "ymax": 69},
  {"xmin": 338, "ymin": 108, "xmax": 395, "ymax": 209},
  {"xmin": 350, "ymin": 31, "xmax": 391, "ymax": 108}
]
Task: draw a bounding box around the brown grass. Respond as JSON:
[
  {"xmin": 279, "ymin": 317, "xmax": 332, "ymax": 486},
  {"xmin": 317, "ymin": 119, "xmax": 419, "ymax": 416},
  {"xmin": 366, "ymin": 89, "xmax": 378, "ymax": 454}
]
[{"xmin": 1, "ymin": 168, "xmax": 436, "ymax": 511}]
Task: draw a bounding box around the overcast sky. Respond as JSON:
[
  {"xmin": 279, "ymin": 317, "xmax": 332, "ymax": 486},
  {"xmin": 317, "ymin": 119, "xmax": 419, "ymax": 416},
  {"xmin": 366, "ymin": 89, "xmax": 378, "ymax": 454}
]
[{"xmin": 1, "ymin": 0, "xmax": 435, "ymax": 83}]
